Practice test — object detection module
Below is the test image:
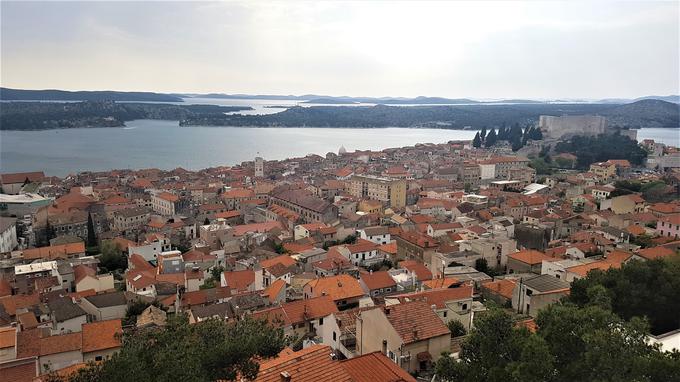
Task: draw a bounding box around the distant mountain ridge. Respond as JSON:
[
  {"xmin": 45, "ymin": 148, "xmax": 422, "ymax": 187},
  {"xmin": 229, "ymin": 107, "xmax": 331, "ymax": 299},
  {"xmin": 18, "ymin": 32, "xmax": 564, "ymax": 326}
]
[{"xmin": 0, "ymin": 87, "xmax": 183, "ymax": 102}]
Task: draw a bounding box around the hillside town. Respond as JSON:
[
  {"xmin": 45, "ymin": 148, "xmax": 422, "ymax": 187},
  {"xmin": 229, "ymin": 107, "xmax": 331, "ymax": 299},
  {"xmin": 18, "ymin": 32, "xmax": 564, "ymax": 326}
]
[{"xmin": 0, "ymin": 123, "xmax": 679, "ymax": 381}]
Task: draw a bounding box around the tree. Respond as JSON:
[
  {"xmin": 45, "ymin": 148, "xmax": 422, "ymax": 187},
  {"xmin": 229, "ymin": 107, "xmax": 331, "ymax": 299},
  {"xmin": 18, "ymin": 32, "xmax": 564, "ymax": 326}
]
[
  {"xmin": 472, "ymin": 132, "xmax": 482, "ymax": 148},
  {"xmin": 447, "ymin": 320, "xmax": 467, "ymax": 337},
  {"xmin": 99, "ymin": 240, "xmax": 127, "ymax": 273},
  {"xmin": 484, "ymin": 129, "xmax": 497, "ymax": 148},
  {"xmin": 203, "ymin": 217, "xmax": 210, "ymax": 225},
  {"xmin": 568, "ymin": 257, "xmax": 680, "ymax": 335},
  {"xmin": 69, "ymin": 315, "xmax": 287, "ymax": 382},
  {"xmin": 86, "ymin": 212, "xmax": 97, "ymax": 248},
  {"xmin": 480, "ymin": 126, "xmax": 487, "ymax": 141},
  {"xmin": 555, "ymin": 133, "xmax": 647, "ymax": 168}
]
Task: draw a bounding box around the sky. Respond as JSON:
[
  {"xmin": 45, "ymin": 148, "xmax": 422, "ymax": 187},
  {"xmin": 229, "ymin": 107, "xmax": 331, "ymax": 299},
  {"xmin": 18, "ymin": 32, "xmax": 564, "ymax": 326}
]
[{"xmin": 1, "ymin": 1, "xmax": 678, "ymax": 99}]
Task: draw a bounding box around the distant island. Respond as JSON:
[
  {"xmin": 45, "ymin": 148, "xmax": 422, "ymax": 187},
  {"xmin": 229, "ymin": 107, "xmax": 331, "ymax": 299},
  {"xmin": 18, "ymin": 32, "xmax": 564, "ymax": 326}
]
[
  {"xmin": 0, "ymin": 101, "xmax": 252, "ymax": 130},
  {"xmin": 0, "ymin": 87, "xmax": 183, "ymax": 102},
  {"xmin": 180, "ymin": 100, "xmax": 679, "ymax": 129}
]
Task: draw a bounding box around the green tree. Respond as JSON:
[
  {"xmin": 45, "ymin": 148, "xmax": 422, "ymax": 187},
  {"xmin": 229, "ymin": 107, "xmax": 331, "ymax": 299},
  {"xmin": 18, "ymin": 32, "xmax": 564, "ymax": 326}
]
[
  {"xmin": 86, "ymin": 212, "xmax": 97, "ymax": 247},
  {"xmin": 447, "ymin": 319, "xmax": 467, "ymax": 337},
  {"xmin": 70, "ymin": 315, "xmax": 287, "ymax": 382},
  {"xmin": 480, "ymin": 126, "xmax": 487, "ymax": 141},
  {"xmin": 99, "ymin": 240, "xmax": 127, "ymax": 273},
  {"xmin": 484, "ymin": 129, "xmax": 497, "ymax": 148},
  {"xmin": 472, "ymin": 132, "xmax": 482, "ymax": 148}
]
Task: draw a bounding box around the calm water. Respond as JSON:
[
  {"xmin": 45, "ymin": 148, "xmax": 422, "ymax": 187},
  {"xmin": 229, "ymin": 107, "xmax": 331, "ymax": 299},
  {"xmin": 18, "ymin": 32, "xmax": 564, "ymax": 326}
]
[{"xmin": 1, "ymin": 120, "xmax": 677, "ymax": 177}]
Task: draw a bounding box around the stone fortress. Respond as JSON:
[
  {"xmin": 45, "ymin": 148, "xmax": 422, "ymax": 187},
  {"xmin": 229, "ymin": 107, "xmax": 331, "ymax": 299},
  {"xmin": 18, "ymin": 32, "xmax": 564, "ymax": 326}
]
[{"xmin": 539, "ymin": 115, "xmax": 636, "ymax": 141}]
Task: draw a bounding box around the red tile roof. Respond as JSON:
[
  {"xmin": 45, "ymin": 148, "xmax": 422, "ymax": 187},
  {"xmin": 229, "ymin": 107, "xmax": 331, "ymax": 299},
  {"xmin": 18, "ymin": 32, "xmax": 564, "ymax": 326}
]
[
  {"xmin": 508, "ymin": 250, "xmax": 554, "ymax": 265},
  {"xmin": 391, "ymin": 285, "xmax": 473, "ymax": 309},
  {"xmin": 637, "ymin": 246, "xmax": 676, "ymax": 260},
  {"xmin": 398, "ymin": 260, "xmax": 433, "ymax": 281},
  {"xmin": 382, "ymin": 301, "xmax": 450, "ymax": 344},
  {"xmin": 341, "ymin": 351, "xmax": 417, "ymax": 382},
  {"xmin": 23, "ymin": 242, "xmax": 85, "ymax": 260},
  {"xmin": 481, "ymin": 279, "xmax": 517, "ymax": 299},
  {"xmin": 360, "ymin": 271, "xmax": 397, "ymax": 291},
  {"xmin": 223, "ymin": 269, "xmax": 255, "ymax": 292},
  {"xmin": 252, "ymin": 296, "xmax": 338, "ymax": 327},
  {"xmin": 81, "ymin": 319, "xmax": 122, "ymax": 353},
  {"xmin": 256, "ymin": 345, "xmax": 353, "ymax": 382},
  {"xmin": 40, "ymin": 332, "xmax": 82, "ymax": 356},
  {"xmin": 305, "ymin": 274, "xmax": 364, "ymax": 302}
]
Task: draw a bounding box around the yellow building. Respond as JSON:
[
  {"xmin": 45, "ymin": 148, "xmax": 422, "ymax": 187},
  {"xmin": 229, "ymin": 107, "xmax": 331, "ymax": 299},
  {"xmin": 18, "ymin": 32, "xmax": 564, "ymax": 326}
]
[
  {"xmin": 589, "ymin": 162, "xmax": 616, "ymax": 181},
  {"xmin": 347, "ymin": 175, "xmax": 406, "ymax": 208}
]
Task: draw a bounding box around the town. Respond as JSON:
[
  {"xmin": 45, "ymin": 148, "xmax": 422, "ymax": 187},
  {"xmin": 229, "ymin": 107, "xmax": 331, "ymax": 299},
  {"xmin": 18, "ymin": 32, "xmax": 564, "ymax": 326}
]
[{"xmin": 0, "ymin": 112, "xmax": 678, "ymax": 381}]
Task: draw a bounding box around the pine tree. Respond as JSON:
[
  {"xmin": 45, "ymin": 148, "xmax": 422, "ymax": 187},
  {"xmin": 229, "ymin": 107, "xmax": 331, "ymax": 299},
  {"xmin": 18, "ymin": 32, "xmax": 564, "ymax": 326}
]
[
  {"xmin": 86, "ymin": 212, "xmax": 97, "ymax": 248},
  {"xmin": 480, "ymin": 126, "xmax": 487, "ymax": 142},
  {"xmin": 472, "ymin": 132, "xmax": 482, "ymax": 148},
  {"xmin": 484, "ymin": 129, "xmax": 497, "ymax": 148}
]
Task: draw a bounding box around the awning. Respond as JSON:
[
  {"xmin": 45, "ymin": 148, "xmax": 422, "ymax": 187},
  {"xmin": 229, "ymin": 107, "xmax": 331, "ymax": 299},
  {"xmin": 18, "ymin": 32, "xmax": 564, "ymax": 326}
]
[{"xmin": 416, "ymin": 351, "xmax": 432, "ymax": 362}]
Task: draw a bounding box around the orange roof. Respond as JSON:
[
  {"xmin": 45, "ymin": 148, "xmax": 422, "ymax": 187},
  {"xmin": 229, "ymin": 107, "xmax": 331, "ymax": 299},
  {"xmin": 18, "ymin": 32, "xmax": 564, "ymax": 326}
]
[
  {"xmin": 481, "ymin": 279, "xmax": 517, "ymax": 299},
  {"xmin": 382, "ymin": 301, "xmax": 450, "ymax": 344},
  {"xmin": 283, "ymin": 242, "xmax": 315, "ymax": 254},
  {"xmin": 214, "ymin": 210, "xmax": 241, "ymax": 219},
  {"xmin": 341, "ymin": 352, "xmax": 417, "ymax": 382},
  {"xmin": 156, "ymin": 192, "xmax": 179, "ymax": 202},
  {"xmin": 377, "ymin": 241, "xmax": 397, "ymax": 255},
  {"xmin": 260, "ymin": 255, "xmax": 297, "ymax": 270},
  {"xmin": 626, "ymin": 225, "xmax": 647, "ymax": 236},
  {"xmin": 421, "ymin": 277, "xmax": 461, "ymax": 290},
  {"xmin": 222, "ymin": 188, "xmax": 255, "ymax": 199},
  {"xmin": 360, "ymin": 271, "xmax": 397, "ymax": 291},
  {"xmin": 252, "ymin": 296, "xmax": 338, "ymax": 327},
  {"xmin": 637, "ymin": 246, "xmax": 675, "ymax": 260},
  {"xmin": 398, "ymin": 260, "xmax": 433, "ymax": 281},
  {"xmin": 346, "ymin": 239, "xmax": 378, "ymax": 253},
  {"xmin": 23, "ymin": 242, "xmax": 85, "ymax": 260},
  {"xmin": 82, "ymin": 319, "xmax": 122, "ymax": 353},
  {"xmin": 305, "ymin": 274, "xmax": 364, "ymax": 302},
  {"xmin": 73, "ymin": 265, "xmax": 97, "ymax": 284},
  {"xmin": 0, "ymin": 293, "xmax": 40, "ymax": 316},
  {"xmin": 567, "ymin": 261, "xmax": 615, "ymax": 277},
  {"xmin": 508, "ymin": 250, "xmax": 554, "ymax": 265},
  {"xmin": 223, "ymin": 269, "xmax": 255, "ymax": 292},
  {"xmin": 256, "ymin": 345, "xmax": 352, "ymax": 382},
  {"xmin": 0, "ymin": 171, "xmax": 44, "ymax": 184},
  {"xmin": 40, "ymin": 332, "xmax": 82, "ymax": 356},
  {"xmin": 0, "ymin": 326, "xmax": 16, "ymax": 349},
  {"xmin": 660, "ymin": 213, "xmax": 680, "ymax": 225},
  {"xmin": 262, "ymin": 279, "xmax": 286, "ymax": 303}
]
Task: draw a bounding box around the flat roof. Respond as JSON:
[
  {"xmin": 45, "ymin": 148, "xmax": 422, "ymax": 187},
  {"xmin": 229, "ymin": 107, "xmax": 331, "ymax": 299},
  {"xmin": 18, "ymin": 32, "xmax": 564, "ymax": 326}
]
[{"xmin": 15, "ymin": 261, "xmax": 57, "ymax": 275}]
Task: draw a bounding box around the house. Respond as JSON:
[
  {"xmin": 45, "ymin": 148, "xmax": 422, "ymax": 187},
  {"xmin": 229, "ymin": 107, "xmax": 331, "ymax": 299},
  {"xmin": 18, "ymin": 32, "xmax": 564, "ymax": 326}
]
[
  {"xmin": 188, "ymin": 303, "xmax": 231, "ymax": 323},
  {"xmin": 0, "ymin": 217, "xmax": 17, "ymax": 254},
  {"xmin": 359, "ymin": 271, "xmax": 397, "ymax": 297},
  {"xmin": 47, "ymin": 297, "xmax": 87, "ymax": 334},
  {"xmin": 304, "ymin": 274, "xmax": 365, "ymax": 310},
  {"xmin": 386, "ymin": 285, "xmax": 475, "ymax": 330},
  {"xmin": 340, "ymin": 351, "xmax": 417, "ymax": 382},
  {"xmin": 38, "ymin": 332, "xmax": 83, "ymax": 373},
  {"xmin": 511, "ymin": 274, "xmax": 570, "ymax": 317},
  {"xmin": 344, "ymin": 239, "xmax": 382, "ymax": 267},
  {"xmin": 220, "ymin": 269, "xmax": 256, "ymax": 294},
  {"xmin": 113, "ymin": 207, "xmax": 151, "ymax": 232},
  {"xmin": 507, "ymin": 250, "xmax": 555, "ymax": 274},
  {"xmin": 22, "ymin": 242, "xmax": 86, "ymax": 262},
  {"xmin": 73, "ymin": 265, "xmax": 114, "ymax": 293},
  {"xmin": 14, "ymin": 261, "xmax": 60, "ymax": 295},
  {"xmin": 151, "ymin": 192, "xmax": 180, "ymax": 216},
  {"xmin": 79, "ymin": 291, "xmax": 128, "ymax": 321},
  {"xmin": 81, "ymin": 319, "xmax": 122, "ymax": 363},
  {"xmin": 0, "ymin": 171, "xmax": 45, "ymax": 194},
  {"xmin": 657, "ymin": 214, "xmax": 680, "ymax": 239},
  {"xmin": 603, "ymin": 194, "xmax": 646, "ymax": 215},
  {"xmin": 480, "ymin": 279, "xmax": 516, "ymax": 306},
  {"xmin": 356, "ymin": 301, "xmax": 450, "ymax": 373},
  {"xmin": 254, "ymin": 344, "xmax": 353, "ymax": 382},
  {"xmin": 251, "ymin": 295, "xmax": 338, "ymax": 338},
  {"xmin": 589, "ymin": 162, "xmax": 616, "ymax": 181},
  {"xmin": 0, "ymin": 326, "xmax": 17, "ymax": 361},
  {"xmin": 357, "ymin": 226, "xmax": 391, "ymax": 245}
]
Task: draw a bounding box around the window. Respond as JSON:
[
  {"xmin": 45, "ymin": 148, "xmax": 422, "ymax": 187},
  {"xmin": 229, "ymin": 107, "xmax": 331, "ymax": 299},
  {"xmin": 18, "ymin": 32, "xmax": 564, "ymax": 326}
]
[
  {"xmin": 333, "ymin": 331, "xmax": 336, "ymax": 341},
  {"xmin": 95, "ymin": 356, "xmax": 103, "ymax": 361},
  {"xmin": 462, "ymin": 304, "xmax": 467, "ymax": 310},
  {"xmin": 319, "ymin": 317, "xmax": 323, "ymax": 325},
  {"xmin": 443, "ymin": 311, "xmax": 447, "ymax": 318}
]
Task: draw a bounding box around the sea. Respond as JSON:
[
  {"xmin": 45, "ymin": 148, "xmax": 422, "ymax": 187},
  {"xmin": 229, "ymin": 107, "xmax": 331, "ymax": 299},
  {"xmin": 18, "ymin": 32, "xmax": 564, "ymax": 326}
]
[{"xmin": 1, "ymin": 98, "xmax": 678, "ymax": 177}]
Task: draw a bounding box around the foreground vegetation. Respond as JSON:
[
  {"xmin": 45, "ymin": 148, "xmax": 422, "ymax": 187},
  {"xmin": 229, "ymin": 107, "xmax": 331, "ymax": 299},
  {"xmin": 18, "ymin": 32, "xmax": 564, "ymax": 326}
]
[{"xmin": 436, "ymin": 257, "xmax": 680, "ymax": 382}]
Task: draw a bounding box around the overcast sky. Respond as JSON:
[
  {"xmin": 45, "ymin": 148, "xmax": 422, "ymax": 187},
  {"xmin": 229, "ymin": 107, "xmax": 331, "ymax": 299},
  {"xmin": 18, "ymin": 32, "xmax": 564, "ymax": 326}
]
[{"xmin": 1, "ymin": 1, "xmax": 678, "ymax": 99}]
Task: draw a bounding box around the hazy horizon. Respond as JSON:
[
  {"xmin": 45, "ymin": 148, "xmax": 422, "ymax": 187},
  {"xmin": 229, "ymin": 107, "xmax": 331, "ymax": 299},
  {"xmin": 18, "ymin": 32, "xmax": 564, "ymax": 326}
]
[{"xmin": 1, "ymin": 1, "xmax": 678, "ymax": 99}]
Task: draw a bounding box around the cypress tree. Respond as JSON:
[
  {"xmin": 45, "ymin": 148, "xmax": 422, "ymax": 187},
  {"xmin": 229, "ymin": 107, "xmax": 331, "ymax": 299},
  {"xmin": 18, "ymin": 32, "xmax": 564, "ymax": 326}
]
[
  {"xmin": 87, "ymin": 212, "xmax": 97, "ymax": 247},
  {"xmin": 472, "ymin": 132, "xmax": 482, "ymax": 148}
]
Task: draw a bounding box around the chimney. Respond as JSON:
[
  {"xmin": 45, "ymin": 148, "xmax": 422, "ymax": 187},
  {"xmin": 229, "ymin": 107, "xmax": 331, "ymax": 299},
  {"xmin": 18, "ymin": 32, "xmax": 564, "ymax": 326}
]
[{"xmin": 280, "ymin": 371, "xmax": 291, "ymax": 382}]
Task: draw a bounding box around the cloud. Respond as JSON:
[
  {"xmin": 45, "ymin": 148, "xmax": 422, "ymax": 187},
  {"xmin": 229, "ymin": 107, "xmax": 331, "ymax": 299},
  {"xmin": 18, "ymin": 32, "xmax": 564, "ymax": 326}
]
[{"xmin": 1, "ymin": 1, "xmax": 677, "ymax": 98}]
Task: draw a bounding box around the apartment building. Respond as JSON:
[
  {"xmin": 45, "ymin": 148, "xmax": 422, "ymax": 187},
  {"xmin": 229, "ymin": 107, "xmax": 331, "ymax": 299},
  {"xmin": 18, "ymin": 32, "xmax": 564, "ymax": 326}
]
[{"xmin": 347, "ymin": 175, "xmax": 406, "ymax": 208}]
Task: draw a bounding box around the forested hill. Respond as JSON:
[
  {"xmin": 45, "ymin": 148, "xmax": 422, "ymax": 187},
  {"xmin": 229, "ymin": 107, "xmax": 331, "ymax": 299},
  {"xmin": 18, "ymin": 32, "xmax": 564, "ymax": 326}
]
[
  {"xmin": 0, "ymin": 87, "xmax": 183, "ymax": 102},
  {"xmin": 0, "ymin": 102, "xmax": 252, "ymax": 130},
  {"xmin": 181, "ymin": 100, "xmax": 679, "ymax": 129}
]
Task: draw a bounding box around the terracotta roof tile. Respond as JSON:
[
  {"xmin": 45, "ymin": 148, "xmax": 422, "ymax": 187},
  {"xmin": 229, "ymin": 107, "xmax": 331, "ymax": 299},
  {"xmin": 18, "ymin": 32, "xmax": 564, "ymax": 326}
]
[
  {"xmin": 256, "ymin": 345, "xmax": 352, "ymax": 382},
  {"xmin": 305, "ymin": 274, "xmax": 364, "ymax": 302},
  {"xmin": 39, "ymin": 332, "xmax": 82, "ymax": 356},
  {"xmin": 508, "ymin": 250, "xmax": 554, "ymax": 265},
  {"xmin": 81, "ymin": 319, "xmax": 122, "ymax": 353},
  {"xmin": 360, "ymin": 271, "xmax": 397, "ymax": 291},
  {"xmin": 382, "ymin": 301, "xmax": 450, "ymax": 344},
  {"xmin": 341, "ymin": 351, "xmax": 416, "ymax": 382}
]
